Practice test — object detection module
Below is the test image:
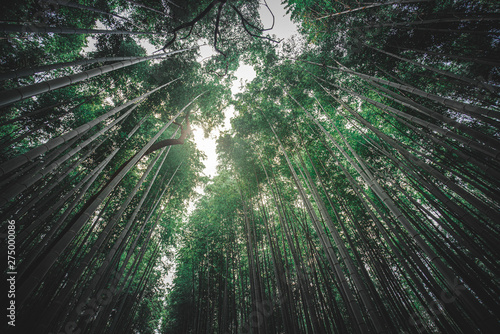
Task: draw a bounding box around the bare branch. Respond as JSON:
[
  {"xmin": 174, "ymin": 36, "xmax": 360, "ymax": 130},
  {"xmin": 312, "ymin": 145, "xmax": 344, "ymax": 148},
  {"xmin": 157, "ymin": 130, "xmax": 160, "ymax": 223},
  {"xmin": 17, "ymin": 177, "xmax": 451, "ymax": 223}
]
[
  {"xmin": 259, "ymin": 0, "xmax": 275, "ymax": 31},
  {"xmin": 231, "ymin": 5, "xmax": 282, "ymax": 43},
  {"xmin": 145, "ymin": 111, "xmax": 192, "ymax": 155},
  {"xmin": 162, "ymin": 0, "xmax": 223, "ymax": 52},
  {"xmin": 214, "ymin": 2, "xmax": 226, "ymax": 57}
]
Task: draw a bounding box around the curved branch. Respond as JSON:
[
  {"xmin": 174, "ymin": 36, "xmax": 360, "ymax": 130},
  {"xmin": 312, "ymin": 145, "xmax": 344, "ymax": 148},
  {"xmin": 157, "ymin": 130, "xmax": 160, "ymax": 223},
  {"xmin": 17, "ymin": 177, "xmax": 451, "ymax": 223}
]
[
  {"xmin": 214, "ymin": 2, "xmax": 226, "ymax": 57},
  {"xmin": 259, "ymin": 0, "xmax": 275, "ymax": 31},
  {"xmin": 180, "ymin": 24, "xmax": 195, "ymax": 40},
  {"xmin": 231, "ymin": 5, "xmax": 282, "ymax": 43},
  {"xmin": 144, "ymin": 111, "xmax": 191, "ymax": 155},
  {"xmin": 162, "ymin": 0, "xmax": 224, "ymax": 51}
]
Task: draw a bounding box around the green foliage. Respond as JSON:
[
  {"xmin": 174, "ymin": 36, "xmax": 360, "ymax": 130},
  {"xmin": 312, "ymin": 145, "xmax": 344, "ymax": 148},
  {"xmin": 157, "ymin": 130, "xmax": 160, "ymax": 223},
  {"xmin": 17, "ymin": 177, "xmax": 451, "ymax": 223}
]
[{"xmin": 1, "ymin": 1, "xmax": 499, "ymax": 333}]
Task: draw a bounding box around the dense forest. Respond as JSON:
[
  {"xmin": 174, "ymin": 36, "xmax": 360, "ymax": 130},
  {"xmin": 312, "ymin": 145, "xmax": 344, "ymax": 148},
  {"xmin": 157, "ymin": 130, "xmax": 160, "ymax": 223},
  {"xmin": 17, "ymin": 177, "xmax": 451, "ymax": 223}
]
[{"xmin": 1, "ymin": 0, "xmax": 499, "ymax": 333}]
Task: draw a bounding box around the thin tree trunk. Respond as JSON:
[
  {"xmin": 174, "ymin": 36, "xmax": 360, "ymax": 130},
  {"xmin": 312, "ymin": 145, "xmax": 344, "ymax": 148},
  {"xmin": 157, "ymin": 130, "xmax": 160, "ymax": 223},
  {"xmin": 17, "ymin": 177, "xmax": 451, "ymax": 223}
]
[
  {"xmin": 284, "ymin": 89, "xmax": 498, "ymax": 330},
  {"xmin": 298, "ymin": 59, "xmax": 500, "ymax": 123},
  {"xmin": 0, "ymin": 22, "xmax": 168, "ymax": 35},
  {"xmin": 0, "ymin": 79, "xmax": 178, "ymax": 177},
  {"xmin": 0, "ymin": 102, "xmax": 137, "ymax": 206},
  {"xmin": 0, "ymin": 49, "xmax": 189, "ymax": 108},
  {"xmin": 16, "ymin": 92, "xmax": 202, "ymax": 309},
  {"xmin": 0, "ymin": 56, "xmax": 148, "ymax": 81}
]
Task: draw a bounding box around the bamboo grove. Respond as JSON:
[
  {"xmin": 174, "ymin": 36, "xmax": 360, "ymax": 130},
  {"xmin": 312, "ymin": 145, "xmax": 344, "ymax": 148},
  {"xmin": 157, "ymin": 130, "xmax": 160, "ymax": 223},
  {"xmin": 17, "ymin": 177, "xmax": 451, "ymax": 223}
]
[{"xmin": 0, "ymin": 0, "xmax": 499, "ymax": 333}]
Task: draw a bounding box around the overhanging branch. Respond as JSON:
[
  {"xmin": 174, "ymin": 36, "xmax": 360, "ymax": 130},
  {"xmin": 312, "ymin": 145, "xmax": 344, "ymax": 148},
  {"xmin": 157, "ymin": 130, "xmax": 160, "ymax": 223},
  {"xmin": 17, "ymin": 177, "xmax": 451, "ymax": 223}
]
[
  {"xmin": 144, "ymin": 111, "xmax": 192, "ymax": 155},
  {"xmin": 231, "ymin": 5, "xmax": 282, "ymax": 43},
  {"xmin": 162, "ymin": 0, "xmax": 224, "ymax": 52}
]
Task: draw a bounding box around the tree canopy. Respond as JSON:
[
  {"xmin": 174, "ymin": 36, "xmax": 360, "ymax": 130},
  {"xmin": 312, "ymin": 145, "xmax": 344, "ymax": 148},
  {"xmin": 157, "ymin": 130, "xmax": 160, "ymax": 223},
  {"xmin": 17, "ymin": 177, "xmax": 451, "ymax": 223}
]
[{"xmin": 1, "ymin": 0, "xmax": 499, "ymax": 333}]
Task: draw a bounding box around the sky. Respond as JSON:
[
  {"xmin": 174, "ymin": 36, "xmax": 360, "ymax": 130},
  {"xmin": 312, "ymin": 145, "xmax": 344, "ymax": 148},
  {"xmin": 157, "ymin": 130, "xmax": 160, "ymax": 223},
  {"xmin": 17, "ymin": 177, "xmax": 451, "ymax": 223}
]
[
  {"xmin": 192, "ymin": 0, "xmax": 299, "ymax": 179},
  {"xmin": 81, "ymin": 0, "xmax": 299, "ymax": 207},
  {"xmin": 259, "ymin": 0, "xmax": 298, "ymax": 40},
  {"xmin": 153, "ymin": 0, "xmax": 300, "ymax": 314}
]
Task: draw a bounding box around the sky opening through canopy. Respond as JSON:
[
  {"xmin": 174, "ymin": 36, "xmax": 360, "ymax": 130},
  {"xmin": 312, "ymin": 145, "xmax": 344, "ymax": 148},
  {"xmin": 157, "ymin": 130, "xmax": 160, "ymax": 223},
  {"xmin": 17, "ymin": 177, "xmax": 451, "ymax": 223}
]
[{"xmin": 192, "ymin": 0, "xmax": 298, "ymax": 179}]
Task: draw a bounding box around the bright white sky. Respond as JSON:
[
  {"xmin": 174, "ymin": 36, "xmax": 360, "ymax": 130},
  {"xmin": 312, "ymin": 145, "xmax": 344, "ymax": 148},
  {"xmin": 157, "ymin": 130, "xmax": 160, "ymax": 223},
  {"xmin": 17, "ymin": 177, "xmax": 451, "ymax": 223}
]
[
  {"xmin": 192, "ymin": 0, "xmax": 298, "ymax": 179},
  {"xmin": 138, "ymin": 1, "xmax": 299, "ymax": 318},
  {"xmin": 82, "ymin": 1, "xmax": 298, "ymax": 212},
  {"xmin": 80, "ymin": 2, "xmax": 298, "ymax": 325},
  {"xmin": 83, "ymin": 1, "xmax": 298, "ymax": 179}
]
